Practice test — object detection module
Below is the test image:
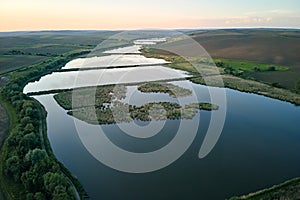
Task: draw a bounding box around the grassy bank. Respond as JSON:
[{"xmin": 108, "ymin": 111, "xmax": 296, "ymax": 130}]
[
  {"xmin": 142, "ymin": 48, "xmax": 300, "ymax": 105},
  {"xmin": 229, "ymin": 177, "xmax": 300, "ymax": 200},
  {"xmin": 191, "ymin": 75, "xmax": 300, "ymax": 105}
]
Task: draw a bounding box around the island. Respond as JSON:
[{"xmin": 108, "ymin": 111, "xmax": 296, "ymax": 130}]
[{"xmin": 54, "ymin": 83, "xmax": 219, "ymax": 125}]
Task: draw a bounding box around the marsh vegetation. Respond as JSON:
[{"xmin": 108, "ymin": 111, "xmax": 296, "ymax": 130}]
[
  {"xmin": 138, "ymin": 82, "xmax": 192, "ymax": 97},
  {"xmin": 54, "ymin": 83, "xmax": 218, "ymax": 125}
]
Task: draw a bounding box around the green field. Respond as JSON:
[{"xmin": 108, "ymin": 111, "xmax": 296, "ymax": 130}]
[
  {"xmin": 0, "ymin": 55, "xmax": 48, "ymax": 74},
  {"xmin": 159, "ymin": 29, "xmax": 300, "ymax": 90},
  {"xmin": 194, "ymin": 29, "xmax": 300, "ymax": 90},
  {"xmin": 214, "ymin": 59, "xmax": 288, "ymax": 73},
  {"xmin": 0, "ymin": 31, "xmax": 131, "ymax": 75}
]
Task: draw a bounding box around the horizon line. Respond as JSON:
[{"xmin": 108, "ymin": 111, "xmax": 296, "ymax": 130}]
[{"xmin": 0, "ymin": 27, "xmax": 300, "ymax": 33}]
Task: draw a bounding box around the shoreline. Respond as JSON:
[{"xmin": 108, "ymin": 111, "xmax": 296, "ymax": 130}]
[
  {"xmin": 142, "ymin": 49, "xmax": 300, "ymax": 106},
  {"xmin": 141, "ymin": 47, "xmax": 300, "ymax": 199}
]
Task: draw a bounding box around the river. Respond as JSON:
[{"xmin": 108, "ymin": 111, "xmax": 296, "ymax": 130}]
[{"xmin": 25, "ymin": 39, "xmax": 300, "ymax": 199}]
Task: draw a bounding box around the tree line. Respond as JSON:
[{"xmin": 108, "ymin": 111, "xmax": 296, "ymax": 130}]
[{"xmin": 0, "ymin": 55, "xmax": 85, "ymax": 199}]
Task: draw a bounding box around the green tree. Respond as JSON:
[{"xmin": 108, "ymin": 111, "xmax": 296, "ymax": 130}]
[
  {"xmin": 25, "ymin": 148, "xmax": 46, "ymax": 164},
  {"xmin": 34, "ymin": 192, "xmax": 46, "ymax": 200},
  {"xmin": 26, "ymin": 193, "xmax": 34, "ymax": 200},
  {"xmin": 43, "ymin": 172, "xmax": 73, "ymax": 199},
  {"xmin": 53, "ymin": 185, "xmax": 72, "ymax": 200},
  {"xmin": 22, "ymin": 101, "xmax": 34, "ymax": 109},
  {"xmin": 21, "ymin": 116, "xmax": 32, "ymax": 127},
  {"xmin": 7, "ymin": 132, "xmax": 22, "ymax": 147},
  {"xmin": 24, "ymin": 123, "xmax": 35, "ymax": 133},
  {"xmin": 25, "ymin": 107, "xmax": 34, "ymax": 116},
  {"xmin": 12, "ymin": 100, "xmax": 24, "ymax": 111},
  {"xmin": 19, "ymin": 132, "xmax": 39, "ymax": 155},
  {"xmin": 21, "ymin": 156, "xmax": 57, "ymax": 191},
  {"xmin": 267, "ymin": 66, "xmax": 276, "ymax": 71},
  {"xmin": 295, "ymin": 79, "xmax": 300, "ymax": 93},
  {"xmin": 21, "ymin": 170, "xmax": 35, "ymax": 190},
  {"xmin": 5, "ymin": 156, "xmax": 21, "ymax": 182}
]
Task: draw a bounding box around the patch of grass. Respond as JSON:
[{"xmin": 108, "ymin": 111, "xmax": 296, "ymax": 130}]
[{"xmin": 214, "ymin": 59, "xmax": 288, "ymax": 73}]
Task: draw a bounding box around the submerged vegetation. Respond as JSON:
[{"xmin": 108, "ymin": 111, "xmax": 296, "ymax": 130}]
[{"xmin": 54, "ymin": 83, "xmax": 218, "ymax": 125}]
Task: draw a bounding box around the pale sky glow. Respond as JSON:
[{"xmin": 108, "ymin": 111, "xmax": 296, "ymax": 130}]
[{"xmin": 0, "ymin": 0, "xmax": 299, "ymax": 31}]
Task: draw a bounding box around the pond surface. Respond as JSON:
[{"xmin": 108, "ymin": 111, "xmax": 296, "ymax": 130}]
[
  {"xmin": 63, "ymin": 54, "xmax": 169, "ymax": 69},
  {"xmin": 24, "ymin": 66, "xmax": 188, "ymax": 94},
  {"xmin": 27, "ymin": 38, "xmax": 300, "ymax": 199}
]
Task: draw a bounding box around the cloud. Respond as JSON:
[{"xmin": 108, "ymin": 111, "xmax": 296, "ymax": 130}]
[
  {"xmin": 224, "ymin": 16, "xmax": 272, "ymax": 25},
  {"xmin": 219, "ymin": 9, "xmax": 299, "ymax": 28},
  {"xmin": 245, "ymin": 9, "xmax": 294, "ymax": 16},
  {"xmin": 267, "ymin": 9, "xmax": 293, "ymax": 14}
]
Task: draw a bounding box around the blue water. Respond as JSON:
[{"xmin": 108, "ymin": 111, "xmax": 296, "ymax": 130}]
[{"xmin": 33, "ymin": 81, "xmax": 300, "ymax": 200}]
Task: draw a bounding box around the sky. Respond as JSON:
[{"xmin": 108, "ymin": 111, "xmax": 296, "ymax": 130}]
[{"xmin": 0, "ymin": 0, "xmax": 299, "ymax": 31}]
